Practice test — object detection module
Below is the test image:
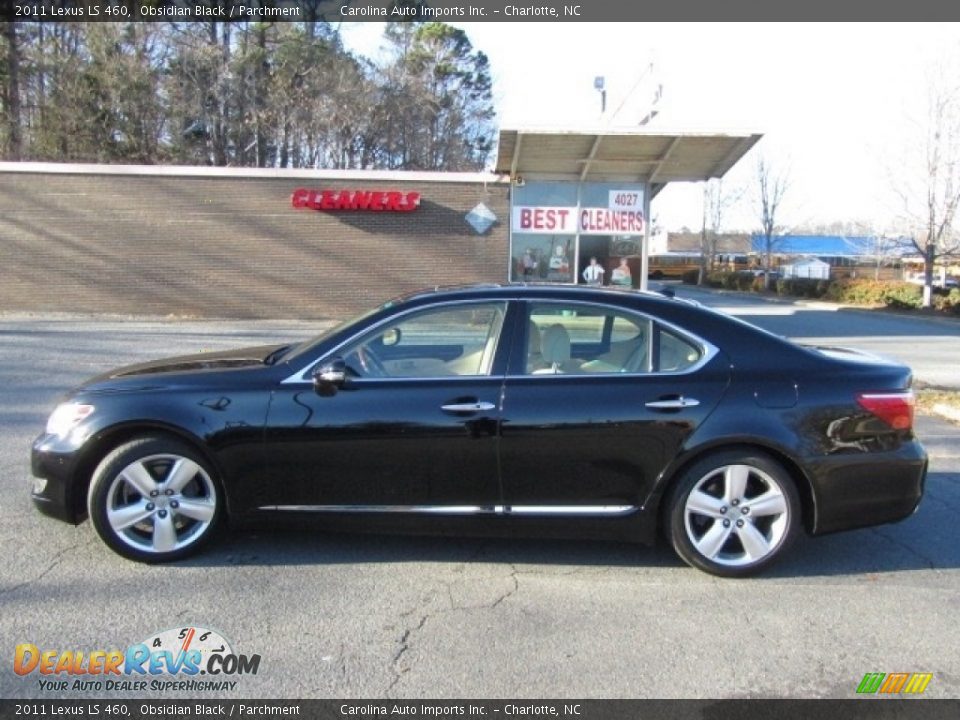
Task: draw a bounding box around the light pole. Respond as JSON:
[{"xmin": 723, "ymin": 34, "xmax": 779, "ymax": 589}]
[{"xmin": 594, "ymin": 76, "xmax": 606, "ymax": 115}]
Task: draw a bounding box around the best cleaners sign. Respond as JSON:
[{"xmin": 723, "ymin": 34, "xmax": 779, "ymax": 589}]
[{"xmin": 512, "ymin": 191, "xmax": 645, "ymax": 235}]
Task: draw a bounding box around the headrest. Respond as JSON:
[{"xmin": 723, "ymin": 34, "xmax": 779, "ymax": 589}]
[{"xmin": 540, "ymin": 324, "xmax": 571, "ymax": 364}]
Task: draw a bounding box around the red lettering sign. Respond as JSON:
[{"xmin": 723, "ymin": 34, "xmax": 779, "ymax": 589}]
[
  {"xmin": 291, "ymin": 189, "xmax": 421, "ymax": 212},
  {"xmin": 579, "ymin": 209, "xmax": 645, "ymax": 235},
  {"xmin": 512, "ymin": 206, "xmax": 577, "ymax": 233}
]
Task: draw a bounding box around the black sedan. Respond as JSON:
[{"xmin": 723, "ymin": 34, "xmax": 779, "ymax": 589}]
[{"xmin": 31, "ymin": 284, "xmax": 926, "ymax": 577}]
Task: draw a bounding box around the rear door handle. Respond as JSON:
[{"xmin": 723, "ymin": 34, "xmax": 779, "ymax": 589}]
[
  {"xmin": 645, "ymin": 397, "xmax": 700, "ymax": 409},
  {"xmin": 441, "ymin": 401, "xmax": 496, "ymax": 413}
]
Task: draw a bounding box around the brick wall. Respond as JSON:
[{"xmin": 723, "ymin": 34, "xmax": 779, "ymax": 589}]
[{"xmin": 0, "ymin": 170, "xmax": 510, "ymax": 320}]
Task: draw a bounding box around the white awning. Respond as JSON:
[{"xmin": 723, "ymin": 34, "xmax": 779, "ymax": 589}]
[{"xmin": 495, "ymin": 128, "xmax": 762, "ymax": 196}]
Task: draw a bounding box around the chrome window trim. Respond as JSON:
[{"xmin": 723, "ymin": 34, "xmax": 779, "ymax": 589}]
[
  {"xmin": 283, "ymin": 295, "xmax": 719, "ymax": 385},
  {"xmin": 258, "ymin": 504, "xmax": 637, "ymax": 517},
  {"xmin": 282, "ymin": 299, "xmax": 513, "ymax": 385},
  {"xmin": 521, "ymin": 298, "xmax": 719, "ymax": 378}
]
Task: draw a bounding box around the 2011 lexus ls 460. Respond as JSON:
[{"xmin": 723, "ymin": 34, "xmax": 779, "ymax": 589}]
[{"xmin": 31, "ymin": 284, "xmax": 926, "ymax": 577}]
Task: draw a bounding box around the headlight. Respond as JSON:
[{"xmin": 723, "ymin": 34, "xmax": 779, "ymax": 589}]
[{"xmin": 45, "ymin": 403, "xmax": 95, "ymax": 438}]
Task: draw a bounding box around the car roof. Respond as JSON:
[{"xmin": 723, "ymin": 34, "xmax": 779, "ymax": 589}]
[{"xmin": 392, "ymin": 282, "xmax": 682, "ymax": 306}]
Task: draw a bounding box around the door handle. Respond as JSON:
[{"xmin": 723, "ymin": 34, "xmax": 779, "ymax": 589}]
[
  {"xmin": 441, "ymin": 401, "xmax": 496, "ymax": 413},
  {"xmin": 645, "ymin": 397, "xmax": 700, "ymax": 409}
]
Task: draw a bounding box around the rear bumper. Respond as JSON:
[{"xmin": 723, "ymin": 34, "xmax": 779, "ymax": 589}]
[
  {"xmin": 807, "ymin": 440, "xmax": 927, "ymax": 535},
  {"xmin": 31, "ymin": 433, "xmax": 84, "ymax": 524}
]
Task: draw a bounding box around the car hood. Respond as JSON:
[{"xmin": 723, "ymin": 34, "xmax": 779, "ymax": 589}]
[{"xmin": 79, "ymin": 344, "xmax": 286, "ymax": 391}]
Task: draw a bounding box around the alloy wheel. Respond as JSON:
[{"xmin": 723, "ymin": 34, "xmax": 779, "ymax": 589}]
[
  {"xmin": 682, "ymin": 463, "xmax": 791, "ymax": 568},
  {"xmin": 104, "ymin": 453, "xmax": 217, "ymax": 555}
]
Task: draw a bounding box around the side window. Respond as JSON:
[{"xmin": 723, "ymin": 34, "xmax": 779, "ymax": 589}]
[
  {"xmin": 657, "ymin": 328, "xmax": 703, "ymax": 372},
  {"xmin": 525, "ymin": 304, "xmax": 651, "ymax": 375},
  {"xmin": 341, "ymin": 303, "xmax": 506, "ymax": 378}
]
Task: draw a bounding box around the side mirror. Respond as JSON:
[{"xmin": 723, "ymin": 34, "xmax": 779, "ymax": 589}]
[{"xmin": 312, "ymin": 358, "xmax": 347, "ymax": 396}]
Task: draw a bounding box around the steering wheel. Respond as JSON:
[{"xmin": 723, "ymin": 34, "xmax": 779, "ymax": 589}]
[{"xmin": 356, "ymin": 345, "xmax": 388, "ymax": 378}]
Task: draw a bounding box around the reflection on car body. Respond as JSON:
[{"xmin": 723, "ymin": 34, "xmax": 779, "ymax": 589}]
[{"xmin": 31, "ymin": 284, "xmax": 926, "ymax": 577}]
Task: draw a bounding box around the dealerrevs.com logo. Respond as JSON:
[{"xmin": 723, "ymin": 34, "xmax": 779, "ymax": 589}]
[{"xmin": 14, "ymin": 626, "xmax": 260, "ymax": 693}]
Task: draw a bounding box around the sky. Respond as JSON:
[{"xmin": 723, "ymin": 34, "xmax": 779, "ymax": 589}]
[{"xmin": 340, "ymin": 22, "xmax": 960, "ymax": 233}]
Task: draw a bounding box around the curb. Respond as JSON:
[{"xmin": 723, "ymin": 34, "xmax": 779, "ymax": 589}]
[
  {"xmin": 932, "ymin": 403, "xmax": 960, "ymax": 425},
  {"xmin": 676, "ymin": 285, "xmax": 960, "ymax": 327}
]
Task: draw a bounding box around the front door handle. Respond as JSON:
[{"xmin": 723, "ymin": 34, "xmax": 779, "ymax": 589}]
[
  {"xmin": 441, "ymin": 401, "xmax": 496, "ymax": 413},
  {"xmin": 645, "ymin": 397, "xmax": 700, "ymax": 409}
]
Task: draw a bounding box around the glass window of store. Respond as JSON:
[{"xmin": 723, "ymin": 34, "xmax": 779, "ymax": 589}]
[
  {"xmin": 510, "ymin": 182, "xmax": 578, "ymax": 283},
  {"xmin": 509, "ymin": 181, "xmax": 647, "ymax": 286}
]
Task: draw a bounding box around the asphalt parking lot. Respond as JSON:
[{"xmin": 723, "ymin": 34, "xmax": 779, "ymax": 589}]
[{"xmin": 1, "ymin": 296, "xmax": 959, "ymax": 700}]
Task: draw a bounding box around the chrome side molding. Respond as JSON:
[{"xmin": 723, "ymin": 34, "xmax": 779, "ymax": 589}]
[{"xmin": 259, "ymin": 504, "xmax": 637, "ymax": 516}]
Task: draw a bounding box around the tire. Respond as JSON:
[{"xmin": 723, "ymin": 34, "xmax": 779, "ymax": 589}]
[
  {"xmin": 665, "ymin": 450, "xmax": 800, "ymax": 578},
  {"xmin": 87, "ymin": 435, "xmax": 222, "ymax": 563}
]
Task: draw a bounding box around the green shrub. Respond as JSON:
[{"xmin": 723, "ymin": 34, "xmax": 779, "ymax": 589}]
[
  {"xmin": 881, "ymin": 283, "xmax": 923, "ymax": 309},
  {"xmin": 705, "ymin": 271, "xmax": 727, "ymax": 288},
  {"xmin": 826, "ymin": 279, "xmax": 884, "ymax": 305},
  {"xmin": 826, "ymin": 279, "xmax": 923, "ymax": 308},
  {"xmin": 729, "ymin": 271, "xmax": 756, "ymax": 291},
  {"xmin": 933, "ymin": 288, "xmax": 960, "ymax": 313},
  {"xmin": 775, "ymin": 278, "xmax": 832, "ymax": 298},
  {"xmin": 698, "ymin": 271, "xmax": 947, "ymax": 313},
  {"xmin": 681, "ymin": 268, "xmax": 700, "ymax": 285}
]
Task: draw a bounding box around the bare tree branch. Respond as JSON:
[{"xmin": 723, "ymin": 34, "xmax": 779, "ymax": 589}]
[
  {"xmin": 698, "ymin": 178, "xmax": 743, "ymax": 284},
  {"xmin": 755, "ymin": 154, "xmax": 790, "ymax": 290},
  {"xmin": 894, "ymin": 60, "xmax": 960, "ymax": 306}
]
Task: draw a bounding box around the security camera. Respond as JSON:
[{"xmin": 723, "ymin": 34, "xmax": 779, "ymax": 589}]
[{"xmin": 515, "ymin": 175, "xmax": 525, "ymax": 187}]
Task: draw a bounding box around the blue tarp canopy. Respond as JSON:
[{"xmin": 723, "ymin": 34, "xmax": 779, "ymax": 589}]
[{"xmin": 750, "ymin": 235, "xmax": 912, "ymax": 256}]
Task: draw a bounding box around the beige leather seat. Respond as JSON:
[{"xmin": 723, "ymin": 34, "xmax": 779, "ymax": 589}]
[
  {"xmin": 526, "ymin": 320, "xmax": 544, "ymax": 373},
  {"xmin": 533, "ymin": 324, "xmax": 572, "ymax": 374}
]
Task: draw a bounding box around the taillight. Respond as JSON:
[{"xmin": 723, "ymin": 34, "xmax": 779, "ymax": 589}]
[{"xmin": 856, "ymin": 391, "xmax": 915, "ymax": 430}]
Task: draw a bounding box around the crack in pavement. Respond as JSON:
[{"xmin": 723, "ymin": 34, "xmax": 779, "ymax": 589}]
[
  {"xmin": 443, "ymin": 563, "xmax": 520, "ymax": 612},
  {"xmin": 385, "ymin": 564, "xmax": 521, "ymax": 696},
  {"xmin": 0, "ymin": 537, "xmax": 97, "ymax": 596},
  {"xmin": 923, "ymin": 489, "xmax": 960, "ymax": 514},
  {"xmin": 387, "ymin": 614, "xmax": 428, "ymax": 697},
  {"xmin": 869, "ymin": 527, "xmax": 940, "ymax": 571},
  {"xmin": 488, "ymin": 565, "xmax": 519, "ymax": 609}
]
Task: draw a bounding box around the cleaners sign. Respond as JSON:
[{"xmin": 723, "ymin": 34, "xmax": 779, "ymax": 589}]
[
  {"xmin": 292, "ymin": 188, "xmax": 421, "ymax": 212},
  {"xmin": 512, "ymin": 190, "xmax": 645, "ymax": 235},
  {"xmin": 512, "ymin": 205, "xmax": 645, "ymax": 235}
]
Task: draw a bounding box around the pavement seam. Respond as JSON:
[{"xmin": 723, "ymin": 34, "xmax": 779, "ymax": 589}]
[{"xmin": 868, "ymin": 527, "xmax": 939, "ymax": 573}]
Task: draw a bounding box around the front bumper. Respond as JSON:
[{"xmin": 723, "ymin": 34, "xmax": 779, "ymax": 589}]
[
  {"xmin": 808, "ymin": 440, "xmax": 927, "ymax": 535},
  {"xmin": 31, "ymin": 433, "xmax": 85, "ymax": 524}
]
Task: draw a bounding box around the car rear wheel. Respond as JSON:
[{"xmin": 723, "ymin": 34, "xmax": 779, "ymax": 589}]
[
  {"xmin": 87, "ymin": 436, "xmax": 222, "ymax": 563},
  {"xmin": 666, "ymin": 450, "xmax": 800, "ymax": 577}
]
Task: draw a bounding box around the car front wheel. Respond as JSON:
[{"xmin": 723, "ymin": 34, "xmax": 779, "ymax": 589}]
[
  {"xmin": 666, "ymin": 450, "xmax": 800, "ymax": 577},
  {"xmin": 87, "ymin": 436, "xmax": 222, "ymax": 563}
]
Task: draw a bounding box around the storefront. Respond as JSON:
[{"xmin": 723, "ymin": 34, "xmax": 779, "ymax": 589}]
[
  {"xmin": 508, "ymin": 180, "xmax": 647, "ymax": 286},
  {"xmin": 0, "ymin": 130, "xmax": 759, "ymax": 319},
  {"xmin": 495, "ymin": 128, "xmax": 761, "ymax": 292}
]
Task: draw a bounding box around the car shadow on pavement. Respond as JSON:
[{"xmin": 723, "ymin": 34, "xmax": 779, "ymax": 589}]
[
  {"xmin": 192, "ymin": 530, "xmax": 686, "ymax": 572},
  {"xmin": 178, "ymin": 470, "xmax": 959, "ymax": 578}
]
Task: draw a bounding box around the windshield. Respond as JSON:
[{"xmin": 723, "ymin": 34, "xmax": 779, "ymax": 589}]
[{"xmin": 283, "ymin": 299, "xmax": 401, "ymax": 363}]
